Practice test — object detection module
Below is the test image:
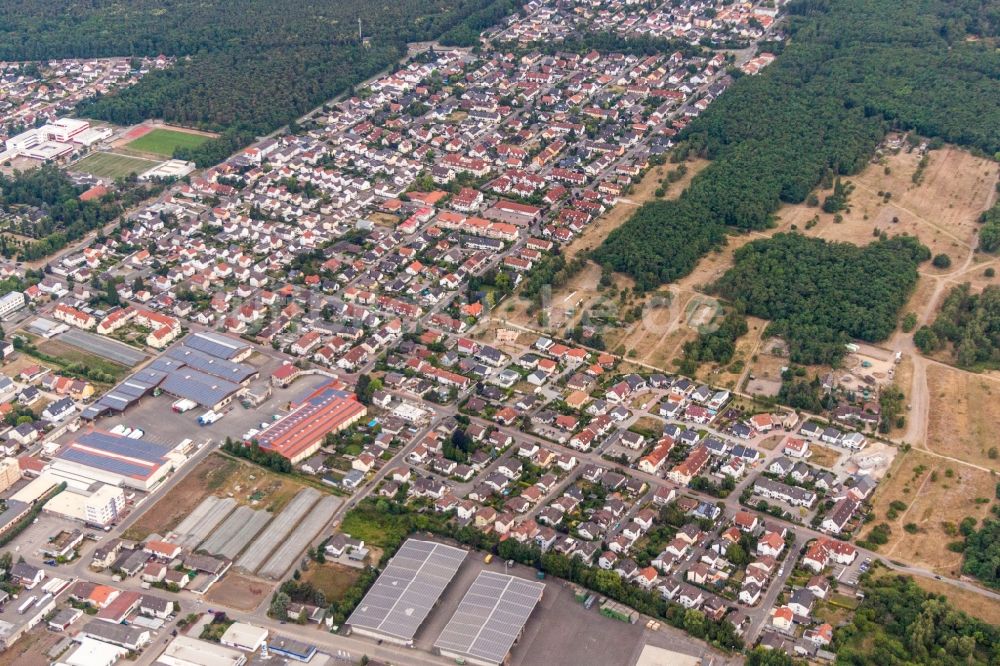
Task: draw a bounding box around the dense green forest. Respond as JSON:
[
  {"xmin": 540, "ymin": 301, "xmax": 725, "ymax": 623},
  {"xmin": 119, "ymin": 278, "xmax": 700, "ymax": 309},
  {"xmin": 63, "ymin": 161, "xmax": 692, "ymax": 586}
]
[
  {"xmin": 959, "ymin": 515, "xmax": 1000, "ymax": 589},
  {"xmin": 678, "ymin": 310, "xmax": 748, "ymax": 375},
  {"xmin": 0, "ymin": 0, "xmax": 516, "ymax": 164},
  {"xmin": 978, "ymin": 197, "xmax": 1000, "ymax": 254},
  {"xmin": 913, "ymin": 284, "xmax": 1000, "ymax": 368},
  {"xmin": 0, "ymin": 166, "xmax": 160, "ymax": 261},
  {"xmin": 712, "ymin": 234, "xmax": 929, "ymax": 365},
  {"xmin": 594, "ymin": 0, "xmax": 1000, "ymax": 290},
  {"xmin": 833, "ymin": 571, "xmax": 1000, "ymax": 665}
]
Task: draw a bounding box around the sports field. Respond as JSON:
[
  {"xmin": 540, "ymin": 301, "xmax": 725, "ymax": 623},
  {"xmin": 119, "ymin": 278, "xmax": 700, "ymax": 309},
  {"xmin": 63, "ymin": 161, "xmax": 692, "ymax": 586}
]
[
  {"xmin": 125, "ymin": 128, "xmax": 209, "ymax": 156},
  {"xmin": 72, "ymin": 152, "xmax": 161, "ymax": 178}
]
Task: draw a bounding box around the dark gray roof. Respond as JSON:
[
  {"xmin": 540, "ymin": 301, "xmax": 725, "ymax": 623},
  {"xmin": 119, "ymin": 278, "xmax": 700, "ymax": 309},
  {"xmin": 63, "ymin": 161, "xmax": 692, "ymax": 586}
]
[
  {"xmin": 434, "ymin": 571, "xmax": 545, "ymax": 665},
  {"xmin": 160, "ymin": 368, "xmax": 241, "ymax": 407},
  {"xmin": 164, "ymin": 345, "xmax": 256, "ymax": 383}
]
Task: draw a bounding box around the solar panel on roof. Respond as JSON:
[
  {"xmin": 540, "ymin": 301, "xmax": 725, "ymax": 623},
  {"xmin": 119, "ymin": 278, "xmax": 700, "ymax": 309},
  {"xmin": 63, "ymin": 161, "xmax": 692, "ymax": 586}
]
[
  {"xmin": 347, "ymin": 539, "xmax": 466, "ymax": 642},
  {"xmin": 185, "ymin": 332, "xmax": 250, "ymax": 360},
  {"xmin": 160, "ymin": 369, "xmax": 240, "ymax": 407},
  {"xmin": 76, "ymin": 431, "xmax": 170, "ymax": 462},
  {"xmin": 59, "ymin": 448, "xmax": 153, "ymax": 479},
  {"xmin": 434, "ymin": 571, "xmax": 545, "ymax": 665},
  {"xmin": 165, "ymin": 345, "xmax": 256, "ymax": 383}
]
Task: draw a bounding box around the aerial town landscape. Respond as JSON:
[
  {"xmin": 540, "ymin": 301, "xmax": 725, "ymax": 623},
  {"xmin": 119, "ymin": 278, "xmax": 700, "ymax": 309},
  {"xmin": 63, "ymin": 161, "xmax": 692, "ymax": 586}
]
[{"xmin": 0, "ymin": 0, "xmax": 997, "ymax": 665}]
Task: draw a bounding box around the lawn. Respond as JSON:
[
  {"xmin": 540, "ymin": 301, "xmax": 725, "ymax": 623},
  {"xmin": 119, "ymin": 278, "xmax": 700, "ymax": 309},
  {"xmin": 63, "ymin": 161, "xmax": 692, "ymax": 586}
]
[
  {"xmin": 126, "ymin": 128, "xmax": 209, "ymax": 156},
  {"xmin": 72, "ymin": 151, "xmax": 160, "ymax": 178}
]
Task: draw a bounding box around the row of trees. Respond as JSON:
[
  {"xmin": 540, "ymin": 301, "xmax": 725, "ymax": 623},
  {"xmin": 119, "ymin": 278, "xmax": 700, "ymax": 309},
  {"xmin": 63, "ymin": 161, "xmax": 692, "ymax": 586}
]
[
  {"xmin": 914, "ymin": 284, "xmax": 1000, "ymax": 369},
  {"xmin": 337, "ymin": 498, "xmax": 743, "ymax": 652},
  {"xmin": 594, "ymin": 0, "xmax": 1000, "ymax": 290},
  {"xmin": 713, "ymin": 233, "xmax": 929, "ymax": 365},
  {"xmin": 221, "ymin": 438, "xmax": 292, "ymax": 473}
]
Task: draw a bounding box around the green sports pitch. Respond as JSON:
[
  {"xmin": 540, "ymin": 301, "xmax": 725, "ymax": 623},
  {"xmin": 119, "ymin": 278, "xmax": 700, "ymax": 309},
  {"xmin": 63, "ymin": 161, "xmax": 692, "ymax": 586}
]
[
  {"xmin": 72, "ymin": 152, "xmax": 161, "ymax": 179},
  {"xmin": 125, "ymin": 128, "xmax": 210, "ymax": 156}
]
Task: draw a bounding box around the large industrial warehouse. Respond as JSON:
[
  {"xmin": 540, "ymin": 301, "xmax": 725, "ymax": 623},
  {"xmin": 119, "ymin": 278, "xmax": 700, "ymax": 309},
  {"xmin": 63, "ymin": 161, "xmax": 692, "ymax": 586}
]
[
  {"xmin": 434, "ymin": 571, "xmax": 546, "ymax": 666},
  {"xmin": 254, "ymin": 381, "xmax": 367, "ymax": 463},
  {"xmin": 48, "ymin": 430, "xmax": 187, "ymax": 491},
  {"xmin": 346, "ymin": 539, "xmax": 466, "ymax": 645},
  {"xmin": 82, "ymin": 334, "xmax": 257, "ymax": 418}
]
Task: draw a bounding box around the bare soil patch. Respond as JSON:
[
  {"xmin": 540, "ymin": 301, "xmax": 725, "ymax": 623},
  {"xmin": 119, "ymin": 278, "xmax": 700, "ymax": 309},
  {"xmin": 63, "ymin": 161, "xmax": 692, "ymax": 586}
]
[
  {"xmin": 925, "ymin": 364, "xmax": 1000, "ymax": 471},
  {"xmin": 0, "ymin": 626, "xmax": 61, "ymax": 666},
  {"xmin": 865, "ymin": 450, "xmax": 996, "ymax": 574},
  {"xmin": 205, "ymin": 570, "xmax": 275, "ymax": 611},
  {"xmin": 125, "ymin": 454, "xmax": 239, "ymax": 540},
  {"xmin": 807, "ymin": 444, "xmax": 841, "ymax": 469}
]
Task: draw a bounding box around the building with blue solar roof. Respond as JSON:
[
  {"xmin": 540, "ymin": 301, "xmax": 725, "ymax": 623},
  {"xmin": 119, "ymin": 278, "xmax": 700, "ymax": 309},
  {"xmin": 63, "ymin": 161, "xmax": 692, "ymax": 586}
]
[{"xmin": 48, "ymin": 430, "xmax": 186, "ymax": 491}]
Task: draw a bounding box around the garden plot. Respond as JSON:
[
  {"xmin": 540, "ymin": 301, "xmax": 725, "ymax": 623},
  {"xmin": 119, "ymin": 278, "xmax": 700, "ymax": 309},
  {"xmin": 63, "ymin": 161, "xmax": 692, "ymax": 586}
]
[
  {"xmin": 171, "ymin": 496, "xmax": 236, "ymax": 549},
  {"xmin": 236, "ymin": 488, "xmax": 321, "ymax": 573},
  {"xmin": 199, "ymin": 505, "xmax": 272, "ymax": 560},
  {"xmin": 257, "ymin": 494, "xmax": 341, "ymax": 579}
]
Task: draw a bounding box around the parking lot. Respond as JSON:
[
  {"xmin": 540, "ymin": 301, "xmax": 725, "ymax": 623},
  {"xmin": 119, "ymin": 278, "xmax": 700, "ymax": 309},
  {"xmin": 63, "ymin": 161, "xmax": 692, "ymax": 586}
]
[
  {"xmin": 61, "ymin": 371, "xmax": 332, "ymax": 451},
  {"xmin": 7, "ymin": 513, "xmax": 87, "ymax": 566}
]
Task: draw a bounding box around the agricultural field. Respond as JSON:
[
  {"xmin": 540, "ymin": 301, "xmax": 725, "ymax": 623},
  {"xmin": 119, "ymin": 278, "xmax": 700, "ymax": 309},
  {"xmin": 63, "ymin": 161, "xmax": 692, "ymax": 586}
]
[
  {"xmin": 124, "ymin": 453, "xmax": 303, "ymax": 540},
  {"xmin": 36, "ymin": 338, "xmax": 131, "ymax": 382},
  {"xmin": 125, "ymin": 127, "xmax": 210, "ymax": 156},
  {"xmin": 863, "ymin": 449, "xmax": 997, "ymax": 575},
  {"xmin": 925, "ymin": 364, "xmax": 1000, "ymax": 471},
  {"xmin": 71, "ymin": 151, "xmax": 160, "ymax": 178}
]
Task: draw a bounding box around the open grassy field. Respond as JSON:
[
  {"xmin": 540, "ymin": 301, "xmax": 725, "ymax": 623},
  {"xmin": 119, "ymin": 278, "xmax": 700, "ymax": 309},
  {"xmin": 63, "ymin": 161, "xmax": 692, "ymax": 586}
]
[
  {"xmin": 72, "ymin": 151, "xmax": 160, "ymax": 178},
  {"xmin": 36, "ymin": 338, "xmax": 130, "ymax": 382},
  {"xmin": 776, "ymin": 144, "xmax": 996, "ymax": 263},
  {"xmin": 301, "ymin": 562, "xmax": 363, "ymax": 601},
  {"xmin": 125, "ymin": 128, "xmax": 209, "ymax": 156},
  {"xmin": 863, "ymin": 449, "xmax": 997, "ymax": 574},
  {"xmin": 925, "ymin": 363, "xmax": 1000, "ymax": 471}
]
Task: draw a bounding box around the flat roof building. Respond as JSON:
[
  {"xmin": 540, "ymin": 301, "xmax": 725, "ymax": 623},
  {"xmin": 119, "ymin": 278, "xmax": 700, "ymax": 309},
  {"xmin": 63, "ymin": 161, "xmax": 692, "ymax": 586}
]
[
  {"xmin": 347, "ymin": 539, "xmax": 466, "ymax": 645},
  {"xmin": 158, "ymin": 635, "xmax": 247, "ymax": 666},
  {"xmin": 49, "ymin": 430, "xmax": 180, "ymax": 491},
  {"xmin": 219, "ymin": 622, "xmax": 268, "ymax": 652},
  {"xmin": 434, "ymin": 571, "xmax": 545, "ymax": 666},
  {"xmin": 255, "ymin": 382, "xmax": 367, "ymax": 464},
  {"xmin": 184, "ymin": 332, "xmax": 254, "ymax": 362}
]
